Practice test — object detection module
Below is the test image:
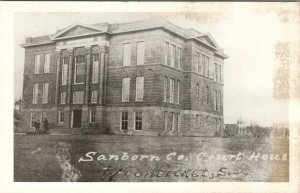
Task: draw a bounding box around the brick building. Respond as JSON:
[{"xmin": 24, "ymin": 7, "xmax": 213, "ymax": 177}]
[{"xmin": 20, "ymin": 19, "xmax": 228, "ymax": 136}]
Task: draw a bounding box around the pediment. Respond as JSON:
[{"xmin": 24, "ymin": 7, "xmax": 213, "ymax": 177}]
[
  {"xmin": 52, "ymin": 24, "xmax": 102, "ymax": 40},
  {"xmin": 197, "ymin": 36, "xmax": 217, "ymax": 48}
]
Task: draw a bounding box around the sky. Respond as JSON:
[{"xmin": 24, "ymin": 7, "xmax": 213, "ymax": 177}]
[{"xmin": 13, "ymin": 3, "xmax": 298, "ymax": 126}]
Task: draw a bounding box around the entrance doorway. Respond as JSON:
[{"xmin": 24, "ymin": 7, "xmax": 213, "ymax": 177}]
[{"xmin": 72, "ymin": 109, "xmax": 82, "ymax": 128}]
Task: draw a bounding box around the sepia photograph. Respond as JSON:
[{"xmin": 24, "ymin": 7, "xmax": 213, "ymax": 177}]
[{"xmin": 1, "ymin": 1, "xmax": 299, "ymax": 193}]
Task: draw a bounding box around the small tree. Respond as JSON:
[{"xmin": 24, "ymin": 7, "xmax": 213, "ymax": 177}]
[{"xmin": 14, "ymin": 99, "xmax": 25, "ymax": 130}]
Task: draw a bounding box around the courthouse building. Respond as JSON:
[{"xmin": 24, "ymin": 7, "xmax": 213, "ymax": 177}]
[{"xmin": 20, "ymin": 19, "xmax": 228, "ymax": 136}]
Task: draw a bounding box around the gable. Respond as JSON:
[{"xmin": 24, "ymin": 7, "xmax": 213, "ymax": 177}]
[
  {"xmin": 56, "ymin": 25, "xmax": 101, "ymax": 39},
  {"xmin": 197, "ymin": 36, "xmax": 216, "ymax": 48}
]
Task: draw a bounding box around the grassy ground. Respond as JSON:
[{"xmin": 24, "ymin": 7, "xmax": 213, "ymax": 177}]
[{"xmin": 14, "ymin": 134, "xmax": 289, "ymax": 182}]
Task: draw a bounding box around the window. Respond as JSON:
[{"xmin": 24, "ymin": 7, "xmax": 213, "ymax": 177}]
[
  {"xmin": 42, "ymin": 83, "xmax": 49, "ymax": 103},
  {"xmin": 58, "ymin": 110, "xmax": 64, "ymax": 123},
  {"xmin": 165, "ymin": 42, "xmax": 169, "ymax": 65},
  {"xmin": 196, "ymin": 114, "xmax": 200, "ymax": 122},
  {"xmin": 74, "ymin": 55, "xmax": 85, "ymax": 84},
  {"xmin": 195, "ymin": 52, "xmax": 199, "ymax": 73},
  {"xmin": 163, "ymin": 77, "xmax": 168, "ymax": 102},
  {"xmin": 73, "ymin": 91, "xmax": 84, "ymax": 104},
  {"xmin": 170, "ymin": 45, "xmax": 175, "ymax": 67},
  {"xmin": 164, "ymin": 111, "xmax": 168, "ymax": 131},
  {"xmin": 91, "ymin": 90, "xmax": 98, "ymax": 103},
  {"xmin": 215, "ymin": 63, "xmax": 218, "ymax": 82},
  {"xmin": 40, "ymin": 112, "xmax": 47, "ymax": 122},
  {"xmin": 34, "ymin": 55, "xmax": 40, "ymax": 74},
  {"xmin": 176, "ymin": 113, "xmax": 180, "ymax": 131},
  {"xmin": 62, "ymin": 57, "xmax": 68, "ymax": 85},
  {"xmin": 136, "ymin": 77, "xmax": 144, "ymax": 101},
  {"xmin": 135, "ymin": 112, "xmax": 142, "ymax": 131},
  {"xmin": 201, "ymin": 54, "xmax": 207, "ymax": 76},
  {"xmin": 196, "ymin": 114, "xmax": 200, "ymax": 129},
  {"xmin": 123, "ymin": 43, "xmax": 131, "ymax": 66},
  {"xmin": 218, "ymin": 91, "xmax": 222, "ymax": 110},
  {"xmin": 89, "ymin": 109, "xmax": 96, "ymax": 123},
  {"xmin": 214, "ymin": 90, "xmax": 218, "ymax": 110},
  {"xmin": 201, "ymin": 54, "xmax": 210, "ymax": 76},
  {"xmin": 177, "ymin": 80, "xmax": 180, "ymax": 104},
  {"xmin": 219, "ymin": 64, "xmax": 222, "ymax": 83},
  {"xmin": 177, "ymin": 47, "xmax": 181, "ymax": 69},
  {"xmin": 75, "ymin": 55, "xmax": 85, "ymax": 63},
  {"xmin": 44, "ymin": 53, "xmax": 50, "ymax": 73},
  {"xmin": 121, "ymin": 111, "xmax": 128, "ymax": 131},
  {"xmin": 215, "ymin": 118, "xmax": 219, "ymax": 133},
  {"xmin": 92, "ymin": 54, "xmax": 99, "ymax": 83},
  {"xmin": 171, "ymin": 113, "xmax": 175, "ymax": 131},
  {"xmin": 137, "ymin": 42, "xmax": 145, "ymax": 65},
  {"xmin": 30, "ymin": 112, "xmax": 36, "ymax": 128},
  {"xmin": 169, "ymin": 78, "xmax": 175, "ymax": 103},
  {"xmin": 60, "ymin": 92, "xmax": 66, "ymax": 104},
  {"xmin": 32, "ymin": 83, "xmax": 39, "ymax": 104},
  {"xmin": 206, "ymin": 116, "xmax": 209, "ymax": 126},
  {"xmin": 196, "ymin": 83, "xmax": 200, "ymax": 102},
  {"xmin": 122, "ymin": 77, "xmax": 130, "ymax": 102},
  {"xmin": 205, "ymin": 56, "xmax": 210, "ymax": 76},
  {"xmin": 206, "ymin": 86, "xmax": 209, "ymax": 104},
  {"xmin": 196, "ymin": 52, "xmax": 200, "ymax": 73},
  {"xmin": 198, "ymin": 54, "xmax": 203, "ymax": 74}
]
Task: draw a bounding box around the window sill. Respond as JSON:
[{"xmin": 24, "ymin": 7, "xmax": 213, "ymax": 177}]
[{"xmin": 73, "ymin": 83, "xmax": 84, "ymax": 85}]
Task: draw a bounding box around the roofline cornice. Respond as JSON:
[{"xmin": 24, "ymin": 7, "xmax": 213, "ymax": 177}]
[
  {"xmin": 21, "ymin": 25, "xmax": 228, "ymax": 58},
  {"xmin": 20, "ymin": 41, "xmax": 55, "ymax": 48},
  {"xmin": 214, "ymin": 51, "xmax": 229, "ymax": 59}
]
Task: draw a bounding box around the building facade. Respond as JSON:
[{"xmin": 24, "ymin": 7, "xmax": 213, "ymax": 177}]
[{"xmin": 20, "ymin": 19, "xmax": 228, "ymax": 136}]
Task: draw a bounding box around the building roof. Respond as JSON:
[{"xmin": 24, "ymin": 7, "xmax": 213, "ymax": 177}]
[{"xmin": 21, "ymin": 19, "xmax": 228, "ymax": 58}]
